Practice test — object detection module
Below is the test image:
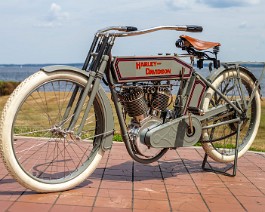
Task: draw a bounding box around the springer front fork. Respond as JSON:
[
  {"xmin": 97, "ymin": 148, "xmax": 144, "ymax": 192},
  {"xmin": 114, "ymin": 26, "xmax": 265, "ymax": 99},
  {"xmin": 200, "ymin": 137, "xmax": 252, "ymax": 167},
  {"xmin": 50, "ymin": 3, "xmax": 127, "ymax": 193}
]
[{"xmin": 60, "ymin": 34, "xmax": 115, "ymax": 135}]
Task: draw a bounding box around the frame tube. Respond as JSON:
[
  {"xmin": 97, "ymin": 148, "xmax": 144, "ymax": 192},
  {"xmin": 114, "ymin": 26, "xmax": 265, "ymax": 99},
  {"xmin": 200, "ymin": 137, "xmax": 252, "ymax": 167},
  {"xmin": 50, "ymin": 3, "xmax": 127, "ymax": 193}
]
[{"xmin": 195, "ymin": 72, "xmax": 243, "ymax": 115}]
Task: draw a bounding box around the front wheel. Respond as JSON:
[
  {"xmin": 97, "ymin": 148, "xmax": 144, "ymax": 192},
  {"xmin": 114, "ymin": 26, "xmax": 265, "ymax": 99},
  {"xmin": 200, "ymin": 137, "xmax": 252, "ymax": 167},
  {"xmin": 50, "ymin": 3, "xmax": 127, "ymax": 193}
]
[
  {"xmin": 201, "ymin": 68, "xmax": 261, "ymax": 163},
  {"xmin": 0, "ymin": 70, "xmax": 107, "ymax": 192}
]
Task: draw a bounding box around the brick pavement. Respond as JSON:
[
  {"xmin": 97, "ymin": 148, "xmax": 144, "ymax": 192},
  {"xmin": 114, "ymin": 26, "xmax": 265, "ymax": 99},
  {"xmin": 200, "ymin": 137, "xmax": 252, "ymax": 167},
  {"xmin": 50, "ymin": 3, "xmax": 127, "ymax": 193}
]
[{"xmin": 1, "ymin": 143, "xmax": 265, "ymax": 211}]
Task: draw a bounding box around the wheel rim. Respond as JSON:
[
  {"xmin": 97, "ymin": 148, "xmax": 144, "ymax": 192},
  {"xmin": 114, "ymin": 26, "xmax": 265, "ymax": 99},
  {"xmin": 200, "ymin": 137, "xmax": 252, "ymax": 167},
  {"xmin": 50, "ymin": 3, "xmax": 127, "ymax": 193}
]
[
  {"xmin": 12, "ymin": 79, "xmax": 103, "ymax": 184},
  {"xmin": 203, "ymin": 71, "xmax": 259, "ymax": 156}
]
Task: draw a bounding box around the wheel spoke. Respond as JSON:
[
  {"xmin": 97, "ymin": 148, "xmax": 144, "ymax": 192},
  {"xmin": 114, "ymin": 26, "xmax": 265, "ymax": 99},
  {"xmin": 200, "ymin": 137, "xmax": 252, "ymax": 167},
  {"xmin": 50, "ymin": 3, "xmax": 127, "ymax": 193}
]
[
  {"xmin": 10, "ymin": 76, "xmax": 103, "ymax": 184},
  {"xmin": 202, "ymin": 70, "xmax": 260, "ymax": 161}
]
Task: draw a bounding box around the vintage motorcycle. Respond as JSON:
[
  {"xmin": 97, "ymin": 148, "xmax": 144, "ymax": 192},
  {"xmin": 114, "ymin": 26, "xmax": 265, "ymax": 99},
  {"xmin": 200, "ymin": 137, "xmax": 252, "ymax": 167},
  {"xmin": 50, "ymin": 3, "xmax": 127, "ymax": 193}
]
[{"xmin": 0, "ymin": 25, "xmax": 263, "ymax": 192}]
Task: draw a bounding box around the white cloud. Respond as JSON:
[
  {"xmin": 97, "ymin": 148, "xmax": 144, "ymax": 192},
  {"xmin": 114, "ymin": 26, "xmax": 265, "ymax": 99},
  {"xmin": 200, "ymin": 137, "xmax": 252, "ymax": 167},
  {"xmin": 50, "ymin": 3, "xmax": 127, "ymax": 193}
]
[
  {"xmin": 198, "ymin": 0, "xmax": 260, "ymax": 8},
  {"xmin": 165, "ymin": 0, "xmax": 261, "ymax": 10},
  {"xmin": 36, "ymin": 3, "xmax": 69, "ymax": 28},
  {"xmin": 239, "ymin": 22, "xmax": 248, "ymax": 28},
  {"xmin": 165, "ymin": 0, "xmax": 197, "ymax": 10},
  {"xmin": 48, "ymin": 3, "xmax": 69, "ymax": 22}
]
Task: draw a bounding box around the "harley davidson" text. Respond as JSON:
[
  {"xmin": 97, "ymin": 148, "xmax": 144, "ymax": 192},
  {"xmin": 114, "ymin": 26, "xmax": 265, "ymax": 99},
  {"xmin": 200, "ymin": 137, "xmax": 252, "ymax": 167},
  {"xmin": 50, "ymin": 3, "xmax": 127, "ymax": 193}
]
[{"xmin": 146, "ymin": 68, "xmax": 171, "ymax": 75}]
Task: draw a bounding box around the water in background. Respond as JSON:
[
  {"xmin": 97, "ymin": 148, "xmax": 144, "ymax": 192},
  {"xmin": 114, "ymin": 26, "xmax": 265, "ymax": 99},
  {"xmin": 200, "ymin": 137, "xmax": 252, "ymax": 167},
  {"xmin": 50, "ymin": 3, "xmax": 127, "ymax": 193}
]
[
  {"xmin": 0, "ymin": 64, "xmax": 82, "ymax": 82},
  {"xmin": 0, "ymin": 63, "xmax": 264, "ymax": 95}
]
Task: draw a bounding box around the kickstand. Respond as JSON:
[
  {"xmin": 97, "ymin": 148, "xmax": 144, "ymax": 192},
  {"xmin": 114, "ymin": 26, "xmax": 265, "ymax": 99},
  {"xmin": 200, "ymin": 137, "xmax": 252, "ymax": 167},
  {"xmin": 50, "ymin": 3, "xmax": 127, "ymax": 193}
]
[{"xmin": 202, "ymin": 121, "xmax": 242, "ymax": 177}]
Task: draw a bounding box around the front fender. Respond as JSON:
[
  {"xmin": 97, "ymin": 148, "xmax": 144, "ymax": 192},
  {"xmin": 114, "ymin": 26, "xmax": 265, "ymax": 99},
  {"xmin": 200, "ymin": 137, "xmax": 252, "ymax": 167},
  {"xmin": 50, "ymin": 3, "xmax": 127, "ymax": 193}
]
[
  {"xmin": 41, "ymin": 65, "xmax": 90, "ymax": 78},
  {"xmin": 41, "ymin": 65, "xmax": 114, "ymax": 151}
]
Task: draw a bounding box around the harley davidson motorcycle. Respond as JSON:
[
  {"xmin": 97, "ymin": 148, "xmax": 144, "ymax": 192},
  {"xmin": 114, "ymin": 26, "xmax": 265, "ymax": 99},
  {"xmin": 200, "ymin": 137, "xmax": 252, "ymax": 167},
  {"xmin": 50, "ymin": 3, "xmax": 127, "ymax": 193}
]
[{"xmin": 0, "ymin": 25, "xmax": 263, "ymax": 192}]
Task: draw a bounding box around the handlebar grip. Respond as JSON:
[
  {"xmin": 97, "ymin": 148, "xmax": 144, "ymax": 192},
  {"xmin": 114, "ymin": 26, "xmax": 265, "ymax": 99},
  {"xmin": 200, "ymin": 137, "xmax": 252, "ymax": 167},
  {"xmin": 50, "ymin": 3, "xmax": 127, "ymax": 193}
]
[
  {"xmin": 186, "ymin": 25, "xmax": 203, "ymax": 32},
  {"xmin": 126, "ymin": 26, "xmax": 138, "ymax": 32}
]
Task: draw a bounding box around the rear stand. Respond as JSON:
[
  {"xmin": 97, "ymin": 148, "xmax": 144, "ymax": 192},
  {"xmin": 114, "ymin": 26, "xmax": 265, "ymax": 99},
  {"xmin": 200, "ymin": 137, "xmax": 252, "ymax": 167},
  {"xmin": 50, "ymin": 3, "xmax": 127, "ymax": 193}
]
[{"xmin": 201, "ymin": 121, "xmax": 242, "ymax": 177}]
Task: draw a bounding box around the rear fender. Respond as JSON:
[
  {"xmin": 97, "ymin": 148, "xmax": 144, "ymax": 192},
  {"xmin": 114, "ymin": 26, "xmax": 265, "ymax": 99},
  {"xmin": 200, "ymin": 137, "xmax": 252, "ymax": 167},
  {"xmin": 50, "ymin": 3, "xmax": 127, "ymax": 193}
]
[
  {"xmin": 202, "ymin": 64, "xmax": 261, "ymax": 109},
  {"xmin": 41, "ymin": 65, "xmax": 114, "ymax": 151},
  {"xmin": 207, "ymin": 64, "xmax": 260, "ymax": 92}
]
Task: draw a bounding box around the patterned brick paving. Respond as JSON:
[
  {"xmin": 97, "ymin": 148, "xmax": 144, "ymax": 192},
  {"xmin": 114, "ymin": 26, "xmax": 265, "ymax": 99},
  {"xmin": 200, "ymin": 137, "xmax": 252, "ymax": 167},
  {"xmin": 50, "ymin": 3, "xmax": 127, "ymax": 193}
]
[{"xmin": 1, "ymin": 143, "xmax": 265, "ymax": 211}]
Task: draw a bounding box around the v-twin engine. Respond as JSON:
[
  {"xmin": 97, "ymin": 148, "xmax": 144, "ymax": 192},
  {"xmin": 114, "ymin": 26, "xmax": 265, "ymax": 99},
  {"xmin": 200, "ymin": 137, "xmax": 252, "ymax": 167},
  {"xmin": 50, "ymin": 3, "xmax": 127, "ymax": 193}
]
[
  {"xmin": 119, "ymin": 84, "xmax": 172, "ymax": 157},
  {"xmin": 120, "ymin": 85, "xmax": 171, "ymax": 122},
  {"xmin": 119, "ymin": 83, "xmax": 202, "ymax": 158}
]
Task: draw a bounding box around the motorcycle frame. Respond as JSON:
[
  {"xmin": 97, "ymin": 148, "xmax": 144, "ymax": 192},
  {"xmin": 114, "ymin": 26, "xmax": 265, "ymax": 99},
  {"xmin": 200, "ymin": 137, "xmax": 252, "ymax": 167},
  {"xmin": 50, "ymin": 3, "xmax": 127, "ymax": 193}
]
[{"xmin": 49, "ymin": 26, "xmax": 265, "ymax": 153}]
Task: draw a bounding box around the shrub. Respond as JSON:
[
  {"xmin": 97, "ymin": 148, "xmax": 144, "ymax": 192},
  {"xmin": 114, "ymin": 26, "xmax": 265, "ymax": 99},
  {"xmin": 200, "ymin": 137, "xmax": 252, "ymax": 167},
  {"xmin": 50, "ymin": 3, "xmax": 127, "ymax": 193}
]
[
  {"xmin": 113, "ymin": 134, "xmax": 123, "ymax": 142},
  {"xmin": 0, "ymin": 81, "xmax": 20, "ymax": 96}
]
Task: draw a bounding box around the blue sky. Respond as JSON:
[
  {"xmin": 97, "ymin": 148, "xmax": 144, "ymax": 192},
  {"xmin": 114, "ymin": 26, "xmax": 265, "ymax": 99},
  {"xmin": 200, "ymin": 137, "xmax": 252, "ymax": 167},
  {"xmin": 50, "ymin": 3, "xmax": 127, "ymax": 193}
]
[{"xmin": 1, "ymin": 0, "xmax": 264, "ymax": 64}]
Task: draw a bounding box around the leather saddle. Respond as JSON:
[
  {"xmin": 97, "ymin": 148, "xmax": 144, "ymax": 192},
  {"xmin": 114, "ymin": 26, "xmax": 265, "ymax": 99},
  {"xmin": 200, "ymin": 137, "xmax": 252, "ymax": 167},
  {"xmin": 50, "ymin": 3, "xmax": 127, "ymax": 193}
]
[{"xmin": 180, "ymin": 35, "xmax": 221, "ymax": 51}]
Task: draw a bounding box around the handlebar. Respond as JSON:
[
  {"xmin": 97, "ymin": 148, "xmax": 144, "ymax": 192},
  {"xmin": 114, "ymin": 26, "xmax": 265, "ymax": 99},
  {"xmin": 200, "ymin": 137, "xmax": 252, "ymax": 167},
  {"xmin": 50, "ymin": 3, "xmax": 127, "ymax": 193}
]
[
  {"xmin": 186, "ymin": 25, "xmax": 203, "ymax": 32},
  {"xmin": 96, "ymin": 26, "xmax": 138, "ymax": 34},
  {"xmin": 96, "ymin": 25, "xmax": 203, "ymax": 37}
]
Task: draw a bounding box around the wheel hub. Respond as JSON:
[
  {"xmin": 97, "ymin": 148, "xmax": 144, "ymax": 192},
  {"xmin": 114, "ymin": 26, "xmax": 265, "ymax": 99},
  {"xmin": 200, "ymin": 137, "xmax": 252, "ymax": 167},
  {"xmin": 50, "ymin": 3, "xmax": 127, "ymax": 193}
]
[{"xmin": 50, "ymin": 126, "xmax": 80, "ymax": 141}]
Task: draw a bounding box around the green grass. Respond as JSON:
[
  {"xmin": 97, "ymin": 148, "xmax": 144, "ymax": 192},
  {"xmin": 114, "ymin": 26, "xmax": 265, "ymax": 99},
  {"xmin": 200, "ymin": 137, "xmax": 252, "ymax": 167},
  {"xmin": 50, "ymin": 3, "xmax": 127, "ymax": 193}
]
[
  {"xmin": 249, "ymin": 99, "xmax": 265, "ymax": 151},
  {"xmin": 113, "ymin": 134, "xmax": 123, "ymax": 142}
]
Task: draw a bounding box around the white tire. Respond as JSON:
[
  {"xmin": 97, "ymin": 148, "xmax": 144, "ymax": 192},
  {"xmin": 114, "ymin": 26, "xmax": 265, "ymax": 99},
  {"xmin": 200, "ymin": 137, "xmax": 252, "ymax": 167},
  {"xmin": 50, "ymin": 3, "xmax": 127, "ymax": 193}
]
[
  {"xmin": 202, "ymin": 69, "xmax": 261, "ymax": 162},
  {"xmin": 0, "ymin": 70, "xmax": 105, "ymax": 192}
]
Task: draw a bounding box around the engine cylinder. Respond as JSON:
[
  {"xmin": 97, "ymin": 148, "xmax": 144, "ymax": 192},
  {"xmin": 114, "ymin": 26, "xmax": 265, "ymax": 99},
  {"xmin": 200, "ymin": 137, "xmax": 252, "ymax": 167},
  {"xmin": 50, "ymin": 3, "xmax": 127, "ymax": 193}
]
[
  {"xmin": 151, "ymin": 88, "xmax": 171, "ymax": 112},
  {"xmin": 120, "ymin": 87, "xmax": 148, "ymax": 118}
]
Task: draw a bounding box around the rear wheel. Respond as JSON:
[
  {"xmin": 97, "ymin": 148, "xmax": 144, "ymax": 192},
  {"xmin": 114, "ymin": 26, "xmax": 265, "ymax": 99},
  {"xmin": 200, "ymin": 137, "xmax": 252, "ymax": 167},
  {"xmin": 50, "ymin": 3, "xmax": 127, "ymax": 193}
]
[
  {"xmin": 0, "ymin": 70, "xmax": 106, "ymax": 192},
  {"xmin": 202, "ymin": 69, "xmax": 261, "ymax": 162}
]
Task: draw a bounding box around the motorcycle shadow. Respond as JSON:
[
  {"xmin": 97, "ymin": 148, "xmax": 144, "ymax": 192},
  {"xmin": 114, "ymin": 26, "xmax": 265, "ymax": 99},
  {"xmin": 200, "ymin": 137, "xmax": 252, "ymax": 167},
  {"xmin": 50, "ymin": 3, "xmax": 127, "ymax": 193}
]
[{"xmin": 92, "ymin": 158, "xmax": 205, "ymax": 183}]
